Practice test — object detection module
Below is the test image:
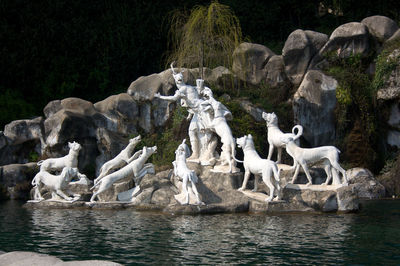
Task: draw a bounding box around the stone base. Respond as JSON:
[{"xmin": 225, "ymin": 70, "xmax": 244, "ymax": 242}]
[
  {"xmin": 117, "ymin": 186, "xmax": 141, "ymax": 202},
  {"xmin": 285, "ymin": 183, "xmax": 346, "ymax": 191}
]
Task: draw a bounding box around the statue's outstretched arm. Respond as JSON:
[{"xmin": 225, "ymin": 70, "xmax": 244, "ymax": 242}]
[{"xmin": 154, "ymin": 90, "xmax": 182, "ymax": 102}]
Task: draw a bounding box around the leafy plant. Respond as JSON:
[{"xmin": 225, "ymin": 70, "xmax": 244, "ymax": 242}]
[
  {"xmin": 166, "ymin": 1, "xmax": 244, "ymax": 78},
  {"xmin": 135, "ymin": 105, "xmax": 188, "ymax": 170},
  {"xmin": 372, "ymin": 39, "xmax": 400, "ymax": 92}
]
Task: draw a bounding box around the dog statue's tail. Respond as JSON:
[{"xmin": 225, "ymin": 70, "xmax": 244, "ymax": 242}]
[
  {"xmin": 37, "ymin": 160, "xmax": 44, "ymax": 166},
  {"xmin": 292, "ymin": 125, "xmax": 303, "ymax": 141},
  {"xmin": 31, "ymin": 176, "xmax": 38, "ymax": 187},
  {"xmin": 232, "ymin": 140, "xmax": 243, "ymax": 163},
  {"xmin": 90, "ymin": 181, "xmax": 101, "ymax": 191}
]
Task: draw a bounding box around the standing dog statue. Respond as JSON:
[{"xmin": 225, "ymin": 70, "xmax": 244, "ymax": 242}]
[
  {"xmin": 37, "ymin": 141, "xmax": 81, "ymax": 172},
  {"xmin": 282, "ymin": 137, "xmax": 348, "ymax": 186},
  {"xmin": 173, "ymin": 139, "xmax": 204, "ymax": 205},
  {"xmin": 236, "ymin": 134, "xmax": 282, "ymax": 202},
  {"xmin": 262, "ymin": 112, "xmax": 303, "ymax": 165},
  {"xmin": 32, "ymin": 166, "xmax": 82, "ymax": 201},
  {"xmin": 95, "ymin": 135, "xmax": 141, "ymax": 184},
  {"xmin": 200, "ymin": 88, "xmax": 238, "ymax": 173},
  {"xmin": 90, "ymin": 146, "xmax": 157, "ymax": 202}
]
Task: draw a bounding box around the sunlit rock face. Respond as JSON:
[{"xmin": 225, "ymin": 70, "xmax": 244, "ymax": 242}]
[
  {"xmin": 293, "ymin": 70, "xmax": 337, "ymax": 147},
  {"xmin": 361, "ymin": 15, "xmax": 399, "ymax": 43},
  {"xmin": 283, "ymin": 29, "xmax": 328, "ymax": 86},
  {"xmin": 319, "ymin": 22, "xmax": 370, "ymax": 58},
  {"xmin": 232, "ymin": 42, "xmax": 275, "ymax": 85}
]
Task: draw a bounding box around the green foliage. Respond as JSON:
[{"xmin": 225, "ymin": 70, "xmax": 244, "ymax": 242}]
[
  {"xmin": 136, "ymin": 105, "xmax": 188, "ymax": 170},
  {"xmin": 166, "ymin": 1, "xmax": 244, "ymax": 77},
  {"xmin": 221, "ymin": 99, "xmax": 267, "ymax": 156},
  {"xmin": 324, "ymin": 52, "xmax": 384, "ymax": 170},
  {"xmin": 326, "ymin": 53, "xmax": 376, "ymax": 136},
  {"xmin": 372, "ymin": 39, "xmax": 400, "ymax": 92},
  {"xmin": 29, "ymin": 151, "xmax": 39, "ymax": 162}
]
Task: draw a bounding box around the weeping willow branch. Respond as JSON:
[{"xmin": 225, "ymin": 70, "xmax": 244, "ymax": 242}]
[{"xmin": 166, "ymin": 1, "xmax": 244, "ymax": 78}]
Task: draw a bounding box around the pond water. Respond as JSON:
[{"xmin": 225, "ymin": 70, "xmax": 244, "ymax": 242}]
[{"xmin": 0, "ymin": 200, "xmax": 399, "ymax": 265}]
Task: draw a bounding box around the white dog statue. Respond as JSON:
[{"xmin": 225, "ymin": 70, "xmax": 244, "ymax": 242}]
[
  {"xmin": 173, "ymin": 139, "xmax": 204, "ymax": 205},
  {"xmin": 31, "ymin": 166, "xmax": 82, "ymax": 201},
  {"xmin": 236, "ymin": 134, "xmax": 282, "ymax": 202},
  {"xmin": 94, "ymin": 135, "xmax": 141, "ymax": 184},
  {"xmin": 200, "ymin": 88, "xmax": 238, "ymax": 173},
  {"xmin": 262, "ymin": 112, "xmax": 303, "ymax": 165},
  {"xmin": 37, "ymin": 141, "xmax": 81, "ymax": 172},
  {"xmin": 90, "ymin": 146, "xmax": 157, "ymax": 202},
  {"xmin": 282, "ymin": 137, "xmax": 348, "ymax": 186}
]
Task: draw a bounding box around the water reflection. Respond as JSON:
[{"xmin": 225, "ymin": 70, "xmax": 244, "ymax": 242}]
[{"xmin": 0, "ymin": 200, "xmax": 399, "ymax": 265}]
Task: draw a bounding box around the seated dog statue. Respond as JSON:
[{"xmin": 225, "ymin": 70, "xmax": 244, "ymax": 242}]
[{"xmin": 236, "ymin": 134, "xmax": 282, "ymax": 202}]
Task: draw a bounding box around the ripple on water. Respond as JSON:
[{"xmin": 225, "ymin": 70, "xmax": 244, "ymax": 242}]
[{"xmin": 0, "ymin": 200, "xmax": 400, "ymax": 264}]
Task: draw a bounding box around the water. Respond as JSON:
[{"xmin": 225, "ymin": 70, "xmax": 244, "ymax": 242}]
[{"xmin": 0, "ymin": 200, "xmax": 399, "ymax": 265}]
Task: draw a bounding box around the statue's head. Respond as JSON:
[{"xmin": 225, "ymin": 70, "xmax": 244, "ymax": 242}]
[
  {"xmin": 142, "ymin": 146, "xmax": 157, "ymax": 156},
  {"xmin": 201, "ymin": 87, "xmax": 213, "ymax": 100},
  {"xmin": 129, "ymin": 135, "xmax": 141, "ymax": 145},
  {"xmin": 236, "ymin": 134, "xmax": 253, "ymax": 149},
  {"xmin": 171, "ymin": 62, "xmax": 184, "ymax": 85},
  {"xmin": 176, "ymin": 139, "xmax": 191, "ymax": 158},
  {"xmin": 61, "ymin": 166, "xmax": 76, "ymax": 182},
  {"xmin": 262, "ymin": 112, "xmax": 278, "ymax": 126},
  {"xmin": 68, "ymin": 141, "xmax": 81, "ymax": 152}
]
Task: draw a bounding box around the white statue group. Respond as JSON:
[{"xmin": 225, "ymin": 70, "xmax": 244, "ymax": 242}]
[
  {"xmin": 32, "ymin": 141, "xmax": 89, "ymax": 201},
  {"xmin": 31, "ymin": 63, "xmax": 348, "ymax": 205}
]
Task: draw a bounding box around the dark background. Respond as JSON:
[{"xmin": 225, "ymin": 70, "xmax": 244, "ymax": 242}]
[{"xmin": 1, "ymin": 0, "xmax": 399, "ymax": 128}]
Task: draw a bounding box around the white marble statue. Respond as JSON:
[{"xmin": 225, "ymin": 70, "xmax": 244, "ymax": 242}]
[
  {"xmin": 281, "ymin": 137, "xmax": 348, "ymax": 186},
  {"xmin": 172, "ymin": 139, "xmax": 204, "ymax": 205},
  {"xmin": 200, "ymin": 88, "xmax": 238, "ymax": 173},
  {"xmin": 31, "ymin": 167, "xmax": 82, "ymax": 201},
  {"xmin": 262, "ymin": 112, "xmax": 303, "ymax": 164},
  {"xmin": 154, "ymin": 62, "xmax": 205, "ymax": 161},
  {"xmin": 236, "ymin": 134, "xmax": 282, "ymax": 202},
  {"xmin": 90, "ymin": 146, "xmax": 157, "ymax": 202},
  {"xmin": 37, "ymin": 141, "xmax": 81, "ymax": 172},
  {"xmin": 94, "ymin": 135, "xmax": 141, "ymax": 184}
]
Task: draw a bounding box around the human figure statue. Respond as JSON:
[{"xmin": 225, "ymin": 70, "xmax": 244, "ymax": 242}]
[{"xmin": 154, "ymin": 62, "xmax": 206, "ymax": 162}]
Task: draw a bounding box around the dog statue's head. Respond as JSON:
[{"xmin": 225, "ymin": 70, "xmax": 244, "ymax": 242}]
[
  {"xmin": 236, "ymin": 134, "xmax": 253, "ymax": 149},
  {"xmin": 68, "ymin": 141, "xmax": 82, "ymax": 152},
  {"xmin": 61, "ymin": 166, "xmax": 77, "ymax": 183},
  {"xmin": 262, "ymin": 112, "xmax": 278, "ymax": 126},
  {"xmin": 142, "ymin": 146, "xmax": 157, "ymax": 156},
  {"xmin": 129, "ymin": 135, "xmax": 141, "ymax": 145},
  {"xmin": 175, "ymin": 139, "xmax": 191, "ymax": 158}
]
